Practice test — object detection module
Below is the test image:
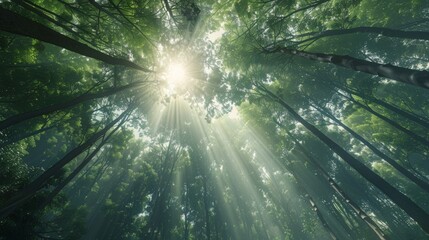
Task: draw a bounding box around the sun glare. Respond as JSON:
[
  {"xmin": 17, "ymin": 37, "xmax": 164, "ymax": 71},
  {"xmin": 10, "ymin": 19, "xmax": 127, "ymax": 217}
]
[{"xmin": 165, "ymin": 62, "xmax": 187, "ymax": 90}]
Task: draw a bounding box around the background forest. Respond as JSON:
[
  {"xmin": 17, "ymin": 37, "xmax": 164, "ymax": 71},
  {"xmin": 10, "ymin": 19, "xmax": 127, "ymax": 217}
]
[{"xmin": 1, "ymin": 0, "xmax": 429, "ymax": 239}]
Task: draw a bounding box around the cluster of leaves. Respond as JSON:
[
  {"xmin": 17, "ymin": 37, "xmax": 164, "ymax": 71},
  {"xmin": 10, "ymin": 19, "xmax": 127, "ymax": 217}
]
[{"xmin": 1, "ymin": 0, "xmax": 429, "ymax": 239}]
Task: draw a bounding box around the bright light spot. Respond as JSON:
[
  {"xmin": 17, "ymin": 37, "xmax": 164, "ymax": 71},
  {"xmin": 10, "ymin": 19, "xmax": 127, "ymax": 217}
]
[
  {"xmin": 165, "ymin": 62, "xmax": 187, "ymax": 91},
  {"xmin": 227, "ymin": 106, "xmax": 240, "ymax": 120},
  {"xmin": 208, "ymin": 28, "xmax": 225, "ymax": 42}
]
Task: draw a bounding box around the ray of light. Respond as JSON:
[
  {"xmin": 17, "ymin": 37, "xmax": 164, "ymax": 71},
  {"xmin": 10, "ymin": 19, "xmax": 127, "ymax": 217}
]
[{"xmin": 144, "ymin": 97, "xmax": 318, "ymax": 238}]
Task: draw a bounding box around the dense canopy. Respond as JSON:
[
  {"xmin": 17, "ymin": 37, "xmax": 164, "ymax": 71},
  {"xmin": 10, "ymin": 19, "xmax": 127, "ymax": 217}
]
[{"xmin": 1, "ymin": 0, "xmax": 429, "ymax": 239}]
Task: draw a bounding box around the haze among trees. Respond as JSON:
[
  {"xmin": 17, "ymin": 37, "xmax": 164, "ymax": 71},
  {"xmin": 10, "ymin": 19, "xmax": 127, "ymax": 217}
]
[{"xmin": 1, "ymin": 0, "xmax": 429, "ymax": 239}]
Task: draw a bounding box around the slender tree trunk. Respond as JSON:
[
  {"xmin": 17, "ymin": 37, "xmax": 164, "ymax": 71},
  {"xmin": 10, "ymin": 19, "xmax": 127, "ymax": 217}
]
[
  {"xmin": 0, "ymin": 7, "xmax": 152, "ymax": 72},
  {"xmin": 276, "ymin": 0, "xmax": 330, "ymax": 23},
  {"xmin": 0, "ymin": 81, "xmax": 143, "ymax": 131},
  {"xmin": 338, "ymin": 91, "xmax": 429, "ymax": 147},
  {"xmin": 256, "ymin": 83, "xmax": 429, "ymax": 234},
  {"xmin": 38, "ymin": 116, "xmax": 124, "ymax": 210},
  {"xmin": 0, "ymin": 105, "xmax": 109, "ymax": 147},
  {"xmin": 0, "ymin": 107, "xmax": 133, "ymax": 218},
  {"xmin": 312, "ymin": 102, "xmax": 429, "ymax": 192},
  {"xmin": 87, "ymin": 0, "xmax": 132, "ymax": 33},
  {"xmin": 106, "ymin": 0, "xmax": 152, "ymax": 43},
  {"xmin": 281, "ymin": 127, "xmax": 389, "ymax": 240},
  {"xmin": 38, "ymin": 137, "xmax": 105, "ymax": 210},
  {"xmin": 267, "ymin": 47, "xmax": 429, "ymax": 89},
  {"xmin": 237, "ymin": 145, "xmax": 302, "ymax": 238},
  {"xmin": 339, "ymin": 85, "xmax": 429, "ymax": 129},
  {"xmin": 144, "ymin": 141, "xmax": 180, "ymax": 239},
  {"xmin": 162, "ymin": 0, "xmax": 177, "ymax": 22},
  {"xmin": 294, "ymin": 26, "xmax": 429, "ymax": 45},
  {"xmin": 12, "ymin": 0, "xmax": 100, "ymax": 48},
  {"xmin": 203, "ymin": 176, "xmax": 211, "ymax": 240},
  {"xmin": 183, "ymin": 173, "xmax": 190, "ymax": 240},
  {"xmin": 288, "ymin": 165, "xmax": 338, "ymax": 240},
  {"xmin": 0, "ymin": 125, "xmax": 55, "ymax": 148}
]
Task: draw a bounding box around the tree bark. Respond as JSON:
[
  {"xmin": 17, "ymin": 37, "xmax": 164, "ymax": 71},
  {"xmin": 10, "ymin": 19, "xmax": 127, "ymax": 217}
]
[
  {"xmin": 0, "ymin": 7, "xmax": 152, "ymax": 72},
  {"xmin": 38, "ymin": 137, "xmax": 105, "ymax": 210},
  {"xmin": 276, "ymin": 0, "xmax": 330, "ymax": 23},
  {"xmin": 338, "ymin": 91, "xmax": 429, "ymax": 147},
  {"xmin": 294, "ymin": 26, "xmax": 429, "ymax": 45},
  {"xmin": 0, "ymin": 81, "xmax": 143, "ymax": 131},
  {"xmin": 288, "ymin": 165, "xmax": 338, "ymax": 240},
  {"xmin": 339, "ymin": 85, "xmax": 429, "ymax": 129},
  {"xmin": 256, "ymin": 83, "xmax": 429, "ymax": 234},
  {"xmin": 37, "ymin": 116, "xmax": 124, "ymax": 211},
  {"xmin": 0, "ymin": 107, "xmax": 133, "ymax": 218},
  {"xmin": 282, "ymin": 128, "xmax": 388, "ymax": 240},
  {"xmin": 12, "ymin": 0, "xmax": 100, "ymax": 49},
  {"xmin": 312, "ymin": 102, "xmax": 429, "ymax": 193},
  {"xmin": 268, "ymin": 47, "xmax": 429, "ymax": 89},
  {"xmin": 0, "ymin": 125, "xmax": 55, "ymax": 148}
]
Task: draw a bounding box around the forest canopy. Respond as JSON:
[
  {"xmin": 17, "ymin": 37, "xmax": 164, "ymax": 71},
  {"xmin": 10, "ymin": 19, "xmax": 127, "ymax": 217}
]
[{"xmin": 1, "ymin": 0, "xmax": 429, "ymax": 239}]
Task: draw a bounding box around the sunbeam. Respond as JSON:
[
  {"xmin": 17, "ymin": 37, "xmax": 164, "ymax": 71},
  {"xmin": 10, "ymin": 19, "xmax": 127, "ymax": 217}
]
[{"xmin": 2, "ymin": 1, "xmax": 429, "ymax": 239}]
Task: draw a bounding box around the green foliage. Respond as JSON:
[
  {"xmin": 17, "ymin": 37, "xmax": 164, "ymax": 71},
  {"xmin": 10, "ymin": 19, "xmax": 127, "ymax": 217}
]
[{"xmin": 1, "ymin": 0, "xmax": 429, "ymax": 239}]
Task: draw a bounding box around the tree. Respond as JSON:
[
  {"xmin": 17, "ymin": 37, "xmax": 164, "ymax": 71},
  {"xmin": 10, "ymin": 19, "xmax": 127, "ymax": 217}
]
[
  {"xmin": 255, "ymin": 83, "xmax": 429, "ymax": 234},
  {"xmin": 0, "ymin": 105, "xmax": 134, "ymax": 218},
  {"xmin": 2, "ymin": 0, "xmax": 429, "ymax": 239},
  {"xmin": 265, "ymin": 47, "xmax": 429, "ymax": 89},
  {"xmin": 0, "ymin": 7, "xmax": 152, "ymax": 72}
]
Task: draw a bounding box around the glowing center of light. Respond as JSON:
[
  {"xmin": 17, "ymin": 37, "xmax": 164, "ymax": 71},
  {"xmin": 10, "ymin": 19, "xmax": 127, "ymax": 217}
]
[{"xmin": 165, "ymin": 62, "xmax": 186, "ymax": 89}]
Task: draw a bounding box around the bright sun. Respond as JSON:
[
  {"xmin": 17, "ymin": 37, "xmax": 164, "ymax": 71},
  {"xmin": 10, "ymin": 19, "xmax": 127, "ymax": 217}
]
[{"xmin": 165, "ymin": 62, "xmax": 187, "ymax": 90}]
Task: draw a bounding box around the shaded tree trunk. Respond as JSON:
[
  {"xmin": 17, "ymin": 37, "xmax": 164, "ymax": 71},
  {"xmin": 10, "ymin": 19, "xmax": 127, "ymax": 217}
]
[
  {"xmin": 312, "ymin": 102, "xmax": 429, "ymax": 192},
  {"xmin": 339, "ymin": 85, "xmax": 429, "ymax": 129},
  {"xmin": 38, "ymin": 116, "xmax": 124, "ymax": 210},
  {"xmin": 280, "ymin": 126, "xmax": 389, "ymax": 240},
  {"xmin": 255, "ymin": 83, "xmax": 429, "ymax": 234},
  {"xmin": 276, "ymin": 0, "xmax": 330, "ymax": 23},
  {"xmin": 39, "ymin": 137, "xmax": 106, "ymax": 210},
  {"xmin": 0, "ymin": 107, "xmax": 133, "ymax": 218},
  {"xmin": 337, "ymin": 91, "xmax": 429, "ymax": 147},
  {"xmin": 294, "ymin": 26, "xmax": 429, "ymax": 45},
  {"xmin": 0, "ymin": 7, "xmax": 152, "ymax": 72},
  {"xmin": 13, "ymin": 0, "xmax": 102, "ymax": 49},
  {"xmin": 267, "ymin": 47, "xmax": 429, "ymax": 89},
  {"xmin": 183, "ymin": 172, "xmax": 190, "ymax": 240},
  {"xmin": 0, "ymin": 81, "xmax": 143, "ymax": 131},
  {"xmin": 288, "ymin": 165, "xmax": 338, "ymax": 240},
  {"xmin": 0, "ymin": 125, "xmax": 55, "ymax": 148},
  {"xmin": 144, "ymin": 140, "xmax": 181, "ymax": 239},
  {"xmin": 202, "ymin": 175, "xmax": 211, "ymax": 240}
]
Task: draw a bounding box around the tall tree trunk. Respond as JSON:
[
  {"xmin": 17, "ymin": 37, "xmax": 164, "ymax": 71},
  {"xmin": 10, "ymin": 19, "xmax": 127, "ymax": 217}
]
[
  {"xmin": 281, "ymin": 126, "xmax": 388, "ymax": 240},
  {"xmin": 338, "ymin": 91, "xmax": 429, "ymax": 147},
  {"xmin": 38, "ymin": 137, "xmax": 105, "ymax": 210},
  {"xmin": 106, "ymin": 0, "xmax": 152, "ymax": 43},
  {"xmin": 183, "ymin": 171, "xmax": 190, "ymax": 240},
  {"xmin": 0, "ymin": 107, "xmax": 133, "ymax": 218},
  {"xmin": 13, "ymin": 0, "xmax": 101, "ymax": 49},
  {"xmin": 294, "ymin": 26, "xmax": 429, "ymax": 45},
  {"xmin": 0, "ymin": 105, "xmax": 108, "ymax": 147},
  {"xmin": 288, "ymin": 165, "xmax": 338, "ymax": 240},
  {"xmin": 0, "ymin": 125, "xmax": 55, "ymax": 148},
  {"xmin": 38, "ymin": 117, "xmax": 124, "ymax": 210},
  {"xmin": 255, "ymin": 83, "xmax": 429, "ymax": 234},
  {"xmin": 0, "ymin": 81, "xmax": 143, "ymax": 131},
  {"xmin": 0, "ymin": 7, "xmax": 152, "ymax": 72},
  {"xmin": 267, "ymin": 47, "xmax": 429, "ymax": 89},
  {"xmin": 312, "ymin": 102, "xmax": 429, "ymax": 192},
  {"xmin": 338, "ymin": 85, "xmax": 429, "ymax": 129},
  {"xmin": 276, "ymin": 0, "xmax": 330, "ymax": 23},
  {"xmin": 203, "ymin": 176, "xmax": 211, "ymax": 240},
  {"xmin": 144, "ymin": 140, "xmax": 180, "ymax": 239}
]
